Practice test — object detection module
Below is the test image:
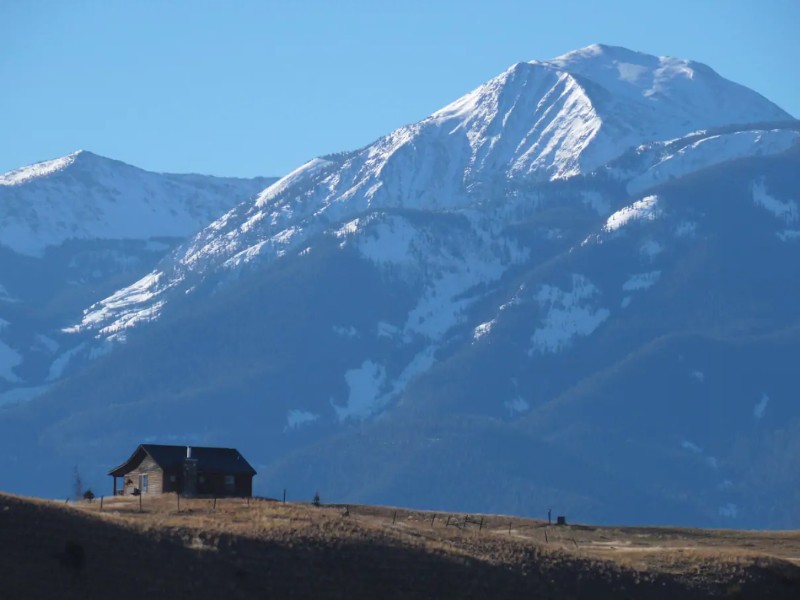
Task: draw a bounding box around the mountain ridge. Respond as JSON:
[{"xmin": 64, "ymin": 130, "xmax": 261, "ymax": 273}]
[
  {"xmin": 72, "ymin": 45, "xmax": 796, "ymax": 340},
  {"xmin": 0, "ymin": 150, "xmax": 277, "ymax": 257},
  {"xmin": 2, "ymin": 45, "xmax": 800, "ymax": 528}
]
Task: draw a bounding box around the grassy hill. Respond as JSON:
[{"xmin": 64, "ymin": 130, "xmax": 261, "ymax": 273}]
[{"xmin": 2, "ymin": 492, "xmax": 800, "ymax": 599}]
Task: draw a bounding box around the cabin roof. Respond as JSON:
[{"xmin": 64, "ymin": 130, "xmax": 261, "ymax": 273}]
[{"xmin": 108, "ymin": 444, "xmax": 257, "ymax": 477}]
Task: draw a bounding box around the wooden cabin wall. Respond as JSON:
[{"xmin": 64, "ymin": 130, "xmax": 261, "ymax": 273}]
[
  {"xmin": 115, "ymin": 450, "xmax": 254, "ymax": 496},
  {"xmin": 123, "ymin": 454, "xmax": 164, "ymax": 495}
]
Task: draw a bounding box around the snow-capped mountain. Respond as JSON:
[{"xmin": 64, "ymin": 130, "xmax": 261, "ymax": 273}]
[
  {"xmin": 0, "ymin": 152, "xmax": 275, "ymax": 403},
  {"xmin": 2, "ymin": 45, "xmax": 799, "ymax": 528},
  {"xmin": 73, "ymin": 44, "xmax": 793, "ymax": 340},
  {"xmin": 0, "ymin": 150, "xmax": 275, "ymax": 257}
]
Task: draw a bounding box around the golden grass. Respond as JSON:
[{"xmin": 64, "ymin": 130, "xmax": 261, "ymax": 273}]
[{"xmin": 3, "ymin": 492, "xmax": 800, "ymax": 599}]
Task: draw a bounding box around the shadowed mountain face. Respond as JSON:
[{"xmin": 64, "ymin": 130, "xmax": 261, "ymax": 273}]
[
  {"xmin": 0, "ymin": 152, "xmax": 276, "ymax": 405},
  {"xmin": 1, "ymin": 45, "xmax": 799, "ymax": 528}
]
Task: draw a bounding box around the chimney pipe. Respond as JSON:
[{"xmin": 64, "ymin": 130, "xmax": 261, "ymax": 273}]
[{"xmin": 186, "ymin": 446, "xmax": 192, "ymax": 459}]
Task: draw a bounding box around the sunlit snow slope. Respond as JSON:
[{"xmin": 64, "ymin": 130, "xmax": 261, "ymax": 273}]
[
  {"xmin": 0, "ymin": 150, "xmax": 274, "ymax": 257},
  {"xmin": 74, "ymin": 44, "xmax": 793, "ymax": 339}
]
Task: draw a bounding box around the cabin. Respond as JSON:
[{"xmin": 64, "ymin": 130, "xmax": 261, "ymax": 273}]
[{"xmin": 108, "ymin": 444, "xmax": 256, "ymax": 497}]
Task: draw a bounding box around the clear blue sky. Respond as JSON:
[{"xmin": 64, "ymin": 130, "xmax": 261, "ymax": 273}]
[{"xmin": 2, "ymin": 0, "xmax": 798, "ymax": 178}]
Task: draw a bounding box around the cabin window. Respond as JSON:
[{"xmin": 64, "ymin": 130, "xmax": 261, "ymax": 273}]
[
  {"xmin": 139, "ymin": 474, "xmax": 149, "ymax": 493},
  {"xmin": 224, "ymin": 475, "xmax": 235, "ymax": 491}
]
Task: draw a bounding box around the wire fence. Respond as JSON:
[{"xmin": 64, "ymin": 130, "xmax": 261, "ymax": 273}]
[{"xmin": 66, "ymin": 492, "xmax": 582, "ymax": 548}]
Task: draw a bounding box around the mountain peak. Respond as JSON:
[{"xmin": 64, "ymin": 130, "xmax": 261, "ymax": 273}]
[
  {"xmin": 552, "ymin": 43, "xmax": 656, "ymax": 62},
  {"xmin": 0, "ymin": 150, "xmax": 85, "ymax": 186},
  {"xmin": 0, "ymin": 151, "xmax": 277, "ymax": 257},
  {"xmin": 542, "ymin": 44, "xmax": 711, "ymax": 90},
  {"xmin": 535, "ymin": 44, "xmax": 791, "ymax": 127},
  {"xmin": 0, "ymin": 150, "xmax": 126, "ymax": 187}
]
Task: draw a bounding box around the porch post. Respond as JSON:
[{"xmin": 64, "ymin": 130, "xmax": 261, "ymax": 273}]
[{"xmin": 112, "ymin": 475, "xmax": 116, "ymax": 497}]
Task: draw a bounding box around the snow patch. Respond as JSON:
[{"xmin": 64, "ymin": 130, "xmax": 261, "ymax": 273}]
[
  {"xmin": 473, "ymin": 320, "xmax": 494, "ymax": 341},
  {"xmin": 581, "ymin": 191, "xmax": 612, "ymax": 216},
  {"xmin": 0, "ymin": 384, "xmax": 50, "ymax": 407},
  {"xmin": 47, "ymin": 344, "xmax": 87, "ymax": 381},
  {"xmin": 603, "ymin": 196, "xmax": 660, "ymax": 232},
  {"xmin": 754, "ymin": 394, "xmax": 769, "ymax": 419},
  {"xmin": 681, "ymin": 440, "xmax": 702, "ymax": 454},
  {"xmin": 332, "ymin": 360, "xmax": 387, "ymax": 422},
  {"xmin": 0, "ymin": 284, "xmax": 18, "ymax": 303},
  {"xmin": 377, "ymin": 321, "xmax": 400, "ymax": 339},
  {"xmin": 777, "ymin": 230, "xmax": 800, "ymax": 242},
  {"xmin": 284, "ymin": 409, "xmax": 320, "ymax": 431},
  {"xmin": 34, "ymin": 334, "xmax": 59, "ymax": 354},
  {"xmin": 622, "ymin": 271, "xmax": 661, "ymax": 291},
  {"xmin": 0, "ymin": 340, "xmax": 22, "ymax": 382},
  {"xmin": 752, "ymin": 180, "xmax": 798, "ymax": 223},
  {"xmin": 334, "ymin": 218, "xmax": 361, "ymax": 239},
  {"xmin": 681, "ymin": 440, "xmax": 718, "ymax": 469},
  {"xmin": 383, "ymin": 346, "xmax": 437, "ymax": 401},
  {"xmin": 529, "ymin": 274, "xmax": 610, "ymax": 354},
  {"xmin": 332, "ymin": 325, "xmax": 358, "ymax": 338},
  {"xmin": 504, "ymin": 396, "xmax": 530, "ymax": 415},
  {"xmin": 640, "ymin": 239, "xmax": 663, "ymax": 259},
  {"xmin": 674, "ymin": 221, "xmax": 697, "ymax": 238},
  {"xmin": 616, "ymin": 62, "xmax": 648, "ymax": 83}
]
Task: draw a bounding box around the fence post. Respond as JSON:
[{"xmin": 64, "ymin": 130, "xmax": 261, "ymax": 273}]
[
  {"xmin": 100, "ymin": 496, "xmax": 104, "ymax": 511},
  {"xmin": 283, "ymin": 488, "xmax": 286, "ymax": 504},
  {"xmin": 139, "ymin": 494, "xmax": 142, "ymax": 513},
  {"xmin": 479, "ymin": 517, "xmax": 484, "ymax": 531},
  {"xmin": 213, "ymin": 496, "xmax": 217, "ymax": 510},
  {"xmin": 65, "ymin": 498, "xmax": 69, "ymax": 504},
  {"xmin": 431, "ymin": 513, "xmax": 436, "ymax": 527},
  {"xmin": 392, "ymin": 511, "xmax": 397, "ymax": 525},
  {"xmin": 508, "ymin": 522, "xmax": 512, "ymax": 535},
  {"xmin": 177, "ymin": 493, "xmax": 180, "ymax": 512}
]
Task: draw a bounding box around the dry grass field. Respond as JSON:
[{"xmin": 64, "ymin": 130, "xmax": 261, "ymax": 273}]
[{"xmin": 2, "ymin": 491, "xmax": 800, "ymax": 599}]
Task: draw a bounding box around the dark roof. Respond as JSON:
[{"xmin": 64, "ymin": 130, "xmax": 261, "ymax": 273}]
[{"xmin": 108, "ymin": 444, "xmax": 257, "ymax": 477}]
